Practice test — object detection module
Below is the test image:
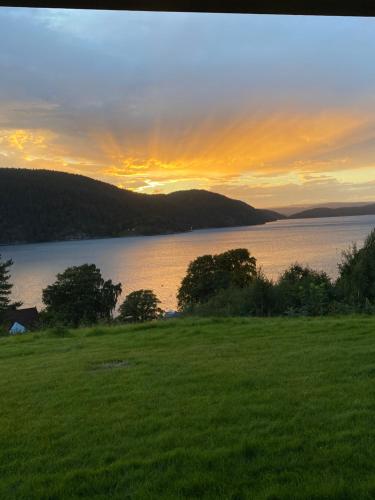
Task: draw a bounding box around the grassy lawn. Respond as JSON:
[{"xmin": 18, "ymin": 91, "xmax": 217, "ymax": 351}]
[{"xmin": 1, "ymin": 317, "xmax": 375, "ymax": 499}]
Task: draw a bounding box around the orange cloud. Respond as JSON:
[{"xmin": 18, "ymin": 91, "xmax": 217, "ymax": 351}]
[
  {"xmin": 1, "ymin": 129, "xmax": 50, "ymax": 151},
  {"xmin": 88, "ymin": 109, "xmax": 369, "ymax": 180},
  {"xmin": 1, "ymin": 107, "xmax": 374, "ymax": 207}
]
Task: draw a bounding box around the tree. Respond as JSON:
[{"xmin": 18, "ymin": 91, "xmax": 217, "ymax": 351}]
[
  {"xmin": 42, "ymin": 264, "xmax": 122, "ymax": 326},
  {"xmin": 118, "ymin": 290, "xmax": 163, "ymax": 322},
  {"xmin": 177, "ymin": 248, "xmax": 257, "ymax": 310},
  {"xmin": 0, "ymin": 255, "xmax": 21, "ymax": 323},
  {"xmin": 186, "ymin": 270, "xmax": 276, "ymax": 317},
  {"xmin": 275, "ymin": 264, "xmax": 333, "ymax": 316},
  {"xmin": 336, "ymin": 229, "xmax": 375, "ymax": 308},
  {"xmin": 247, "ymin": 270, "xmax": 276, "ymax": 316}
]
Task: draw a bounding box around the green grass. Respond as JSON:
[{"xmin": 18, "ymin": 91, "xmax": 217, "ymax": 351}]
[{"xmin": 2, "ymin": 317, "xmax": 375, "ymax": 499}]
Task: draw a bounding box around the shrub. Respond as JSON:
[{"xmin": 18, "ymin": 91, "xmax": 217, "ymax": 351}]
[
  {"xmin": 188, "ymin": 272, "xmax": 276, "ymax": 317},
  {"xmin": 275, "ymin": 264, "xmax": 334, "ymax": 316},
  {"xmin": 336, "ymin": 230, "xmax": 375, "ymax": 309},
  {"xmin": 118, "ymin": 290, "xmax": 163, "ymax": 323}
]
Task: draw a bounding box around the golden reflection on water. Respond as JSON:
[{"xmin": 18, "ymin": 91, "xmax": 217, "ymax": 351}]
[{"xmin": 3, "ymin": 215, "xmax": 375, "ymax": 311}]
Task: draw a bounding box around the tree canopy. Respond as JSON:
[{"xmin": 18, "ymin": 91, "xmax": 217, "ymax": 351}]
[
  {"xmin": 42, "ymin": 264, "xmax": 122, "ymax": 326},
  {"xmin": 118, "ymin": 289, "xmax": 163, "ymax": 322},
  {"xmin": 177, "ymin": 248, "xmax": 257, "ymax": 309},
  {"xmin": 275, "ymin": 264, "xmax": 333, "ymax": 316}
]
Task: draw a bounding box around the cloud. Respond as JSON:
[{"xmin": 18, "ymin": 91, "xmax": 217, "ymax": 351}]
[
  {"xmin": 210, "ymin": 176, "xmax": 375, "ymax": 208},
  {"xmin": 1, "ymin": 9, "xmax": 375, "ymax": 205}
]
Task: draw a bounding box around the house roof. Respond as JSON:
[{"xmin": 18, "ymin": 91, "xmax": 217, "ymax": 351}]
[{"xmin": 6, "ymin": 307, "xmax": 39, "ymax": 329}]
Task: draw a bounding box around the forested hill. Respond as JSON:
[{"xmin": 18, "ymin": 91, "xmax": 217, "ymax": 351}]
[
  {"xmin": 289, "ymin": 204, "xmax": 375, "ymax": 220},
  {"xmin": 0, "ymin": 169, "xmax": 283, "ymax": 244}
]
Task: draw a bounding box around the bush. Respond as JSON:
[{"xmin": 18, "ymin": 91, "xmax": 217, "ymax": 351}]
[
  {"xmin": 336, "ymin": 230, "xmax": 375, "ymax": 310},
  {"xmin": 187, "ymin": 287, "xmax": 252, "ymax": 317},
  {"xmin": 118, "ymin": 290, "xmax": 163, "ymax": 323},
  {"xmin": 275, "ymin": 264, "xmax": 334, "ymax": 316},
  {"xmin": 187, "ymin": 272, "xmax": 276, "ymax": 317}
]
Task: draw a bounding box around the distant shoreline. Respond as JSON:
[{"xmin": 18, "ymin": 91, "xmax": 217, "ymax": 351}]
[
  {"xmin": 0, "ymin": 219, "xmax": 272, "ymax": 248},
  {"xmin": 2, "ymin": 212, "xmax": 375, "ymax": 248}
]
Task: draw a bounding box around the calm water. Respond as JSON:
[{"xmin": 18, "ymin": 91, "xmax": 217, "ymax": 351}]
[{"xmin": 2, "ymin": 214, "xmax": 375, "ymax": 310}]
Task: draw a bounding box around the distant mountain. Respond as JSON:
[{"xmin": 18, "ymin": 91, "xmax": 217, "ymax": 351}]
[
  {"xmin": 289, "ymin": 204, "xmax": 375, "ymax": 220},
  {"xmin": 0, "ymin": 169, "xmax": 283, "ymax": 244},
  {"xmin": 270, "ymin": 201, "xmax": 375, "ymax": 217},
  {"xmin": 257, "ymin": 208, "xmax": 286, "ymax": 221}
]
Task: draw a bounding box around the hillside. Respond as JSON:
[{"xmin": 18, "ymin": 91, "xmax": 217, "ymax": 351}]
[
  {"xmin": 0, "ymin": 169, "xmax": 282, "ymax": 244},
  {"xmin": 271, "ymin": 201, "xmax": 374, "ymax": 217},
  {"xmin": 290, "ymin": 203, "xmax": 375, "ymax": 219},
  {"xmin": 1, "ymin": 317, "xmax": 375, "ymax": 498}
]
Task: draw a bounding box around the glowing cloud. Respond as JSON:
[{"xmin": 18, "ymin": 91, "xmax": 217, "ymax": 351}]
[{"xmin": 1, "ymin": 9, "xmax": 375, "ymax": 206}]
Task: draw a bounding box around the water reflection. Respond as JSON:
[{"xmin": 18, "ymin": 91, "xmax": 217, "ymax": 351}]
[{"xmin": 2, "ymin": 214, "xmax": 375, "ymax": 310}]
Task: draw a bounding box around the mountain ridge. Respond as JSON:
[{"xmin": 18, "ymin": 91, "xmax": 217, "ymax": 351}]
[
  {"xmin": 289, "ymin": 204, "xmax": 375, "ymax": 219},
  {"xmin": 0, "ymin": 168, "xmax": 283, "ymax": 244},
  {"xmin": 270, "ymin": 201, "xmax": 375, "ymax": 217}
]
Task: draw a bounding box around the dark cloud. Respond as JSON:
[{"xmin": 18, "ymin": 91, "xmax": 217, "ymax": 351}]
[{"xmin": 2, "ymin": 9, "xmax": 375, "ymax": 120}]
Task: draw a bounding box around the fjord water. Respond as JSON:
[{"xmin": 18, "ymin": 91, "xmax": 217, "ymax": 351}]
[{"xmin": 2, "ymin": 214, "xmax": 375, "ymax": 310}]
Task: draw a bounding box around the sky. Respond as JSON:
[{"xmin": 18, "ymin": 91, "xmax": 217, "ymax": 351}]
[{"xmin": 0, "ymin": 8, "xmax": 375, "ymax": 208}]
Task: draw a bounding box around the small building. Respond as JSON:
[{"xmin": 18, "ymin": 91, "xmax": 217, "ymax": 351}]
[{"xmin": 7, "ymin": 307, "xmax": 39, "ymax": 334}]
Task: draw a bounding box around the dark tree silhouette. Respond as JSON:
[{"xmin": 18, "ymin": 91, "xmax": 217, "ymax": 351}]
[
  {"xmin": 275, "ymin": 264, "xmax": 333, "ymax": 316},
  {"xmin": 178, "ymin": 248, "xmax": 257, "ymax": 309},
  {"xmin": 119, "ymin": 290, "xmax": 163, "ymax": 322},
  {"xmin": 336, "ymin": 229, "xmax": 375, "ymax": 308},
  {"xmin": 42, "ymin": 264, "xmax": 122, "ymax": 326},
  {"xmin": 0, "ymin": 255, "xmax": 21, "ymax": 323}
]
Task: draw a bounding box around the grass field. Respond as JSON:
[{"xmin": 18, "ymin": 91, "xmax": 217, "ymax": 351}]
[{"xmin": 2, "ymin": 317, "xmax": 375, "ymax": 499}]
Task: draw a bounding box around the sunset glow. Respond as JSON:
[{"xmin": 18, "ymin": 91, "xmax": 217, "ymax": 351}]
[{"xmin": 1, "ymin": 9, "xmax": 375, "ymax": 207}]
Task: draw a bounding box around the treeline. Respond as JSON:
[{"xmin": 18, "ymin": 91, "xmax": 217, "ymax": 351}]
[
  {"xmin": 1, "ymin": 228, "xmax": 375, "ymax": 332},
  {"xmin": 0, "ymin": 168, "xmax": 280, "ymax": 244},
  {"xmin": 179, "ymin": 229, "xmax": 375, "ymax": 317},
  {"xmin": 0, "ymin": 260, "xmax": 163, "ymax": 330}
]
